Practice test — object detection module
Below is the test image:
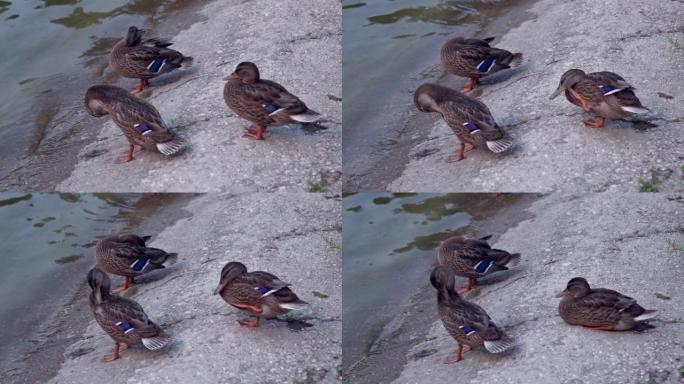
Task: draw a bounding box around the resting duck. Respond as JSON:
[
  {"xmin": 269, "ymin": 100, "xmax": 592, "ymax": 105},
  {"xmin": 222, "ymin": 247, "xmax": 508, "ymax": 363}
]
[
  {"xmin": 87, "ymin": 268, "xmax": 170, "ymax": 362},
  {"xmin": 437, "ymin": 235, "xmax": 520, "ymax": 294},
  {"xmin": 110, "ymin": 26, "xmax": 193, "ymax": 94},
  {"xmin": 223, "ymin": 62, "xmax": 320, "ymax": 140},
  {"xmin": 549, "ymin": 69, "xmax": 649, "ymax": 128},
  {"xmin": 557, "ymin": 277, "xmax": 657, "ymax": 330},
  {"xmin": 440, "ymin": 36, "xmax": 523, "ymax": 92},
  {"xmin": 431, "ymin": 266, "xmax": 514, "ymax": 363},
  {"xmin": 95, "ymin": 233, "xmax": 177, "ymax": 293},
  {"xmin": 85, "ymin": 85, "xmax": 185, "ymax": 163},
  {"xmin": 414, "ymin": 83, "xmax": 514, "ymax": 162},
  {"xmin": 213, "ymin": 261, "xmax": 308, "ymax": 328}
]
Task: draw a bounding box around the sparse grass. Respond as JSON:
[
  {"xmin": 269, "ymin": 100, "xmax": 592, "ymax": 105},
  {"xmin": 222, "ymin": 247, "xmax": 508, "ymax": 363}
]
[
  {"xmin": 638, "ymin": 178, "xmax": 657, "ymax": 192},
  {"xmin": 307, "ymin": 180, "xmax": 327, "ymax": 193},
  {"xmin": 324, "ymin": 236, "xmax": 341, "ymax": 252},
  {"xmin": 669, "ymin": 37, "xmax": 684, "ymax": 50},
  {"xmin": 680, "ymin": 164, "xmax": 684, "ymax": 173},
  {"xmin": 666, "ymin": 239, "xmax": 684, "ymax": 254},
  {"xmin": 678, "ymin": 365, "xmax": 684, "ymax": 376},
  {"xmin": 336, "ymin": 364, "xmax": 343, "ymax": 378},
  {"xmin": 293, "ymin": 380, "xmax": 304, "ymax": 384}
]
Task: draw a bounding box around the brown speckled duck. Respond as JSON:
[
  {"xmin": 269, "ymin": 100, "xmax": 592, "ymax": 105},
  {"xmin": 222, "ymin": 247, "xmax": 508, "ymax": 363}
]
[
  {"xmin": 549, "ymin": 69, "xmax": 649, "ymax": 128},
  {"xmin": 110, "ymin": 26, "xmax": 193, "ymax": 94},
  {"xmin": 431, "ymin": 266, "xmax": 514, "ymax": 363},
  {"xmin": 440, "ymin": 37, "xmax": 523, "ymax": 92},
  {"xmin": 223, "ymin": 62, "xmax": 320, "ymax": 140},
  {"xmin": 85, "ymin": 85, "xmax": 185, "ymax": 163},
  {"xmin": 213, "ymin": 261, "xmax": 308, "ymax": 328},
  {"xmin": 437, "ymin": 235, "xmax": 520, "ymax": 294},
  {"xmin": 88, "ymin": 268, "xmax": 170, "ymax": 362},
  {"xmin": 414, "ymin": 83, "xmax": 514, "ymax": 162},
  {"xmin": 95, "ymin": 233, "xmax": 177, "ymax": 293},
  {"xmin": 557, "ymin": 277, "xmax": 657, "ymax": 331}
]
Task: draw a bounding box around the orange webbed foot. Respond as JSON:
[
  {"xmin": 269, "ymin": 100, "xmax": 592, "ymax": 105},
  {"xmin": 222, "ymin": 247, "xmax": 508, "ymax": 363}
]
[
  {"xmin": 238, "ymin": 317, "xmax": 260, "ymax": 328},
  {"xmin": 583, "ymin": 118, "xmax": 605, "ymax": 128}
]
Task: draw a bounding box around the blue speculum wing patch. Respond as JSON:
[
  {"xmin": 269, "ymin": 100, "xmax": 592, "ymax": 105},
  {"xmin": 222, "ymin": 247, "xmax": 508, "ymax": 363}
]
[
  {"xmin": 147, "ymin": 58, "xmax": 166, "ymax": 73},
  {"xmin": 476, "ymin": 57, "xmax": 495, "ymax": 73},
  {"xmin": 130, "ymin": 257, "xmax": 150, "ymax": 272},
  {"xmin": 474, "ymin": 259, "xmax": 492, "ymax": 273},
  {"xmin": 134, "ymin": 123, "xmax": 152, "ymax": 136},
  {"xmin": 116, "ymin": 321, "xmax": 135, "ymax": 333},
  {"xmin": 459, "ymin": 325, "xmax": 476, "ymax": 336},
  {"xmin": 601, "ymin": 85, "xmax": 614, "ymax": 95},
  {"xmin": 463, "ymin": 122, "xmax": 481, "ymax": 134},
  {"xmin": 256, "ymin": 287, "xmax": 271, "ymax": 295},
  {"xmin": 263, "ymin": 103, "xmax": 278, "ymax": 113}
]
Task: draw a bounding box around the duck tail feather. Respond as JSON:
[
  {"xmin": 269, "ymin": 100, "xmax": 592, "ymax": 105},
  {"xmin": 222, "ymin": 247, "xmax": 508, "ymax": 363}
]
[{"xmin": 486, "ymin": 136, "xmax": 514, "ymax": 153}]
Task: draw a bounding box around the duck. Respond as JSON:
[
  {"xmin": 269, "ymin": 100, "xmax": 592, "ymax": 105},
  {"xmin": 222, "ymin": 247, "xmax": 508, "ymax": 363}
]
[
  {"xmin": 95, "ymin": 233, "xmax": 177, "ymax": 293},
  {"xmin": 556, "ymin": 277, "xmax": 657, "ymax": 331},
  {"xmin": 87, "ymin": 267, "xmax": 170, "ymax": 362},
  {"xmin": 440, "ymin": 36, "xmax": 523, "ymax": 92},
  {"xmin": 109, "ymin": 26, "xmax": 193, "ymax": 94},
  {"xmin": 549, "ymin": 69, "xmax": 649, "ymax": 128},
  {"xmin": 437, "ymin": 235, "xmax": 520, "ymax": 294},
  {"xmin": 223, "ymin": 62, "xmax": 320, "ymax": 140},
  {"xmin": 431, "ymin": 266, "xmax": 514, "ymax": 363},
  {"xmin": 85, "ymin": 85, "xmax": 185, "ymax": 163},
  {"xmin": 414, "ymin": 83, "xmax": 514, "ymax": 162},
  {"xmin": 213, "ymin": 261, "xmax": 308, "ymax": 328}
]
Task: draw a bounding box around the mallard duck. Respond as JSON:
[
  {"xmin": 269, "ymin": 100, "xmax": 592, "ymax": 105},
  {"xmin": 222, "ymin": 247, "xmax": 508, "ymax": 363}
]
[
  {"xmin": 437, "ymin": 235, "xmax": 520, "ymax": 294},
  {"xmin": 85, "ymin": 85, "xmax": 185, "ymax": 163},
  {"xmin": 87, "ymin": 268, "xmax": 170, "ymax": 362},
  {"xmin": 213, "ymin": 261, "xmax": 308, "ymax": 328},
  {"xmin": 431, "ymin": 266, "xmax": 514, "ymax": 363},
  {"xmin": 556, "ymin": 277, "xmax": 657, "ymax": 330},
  {"xmin": 95, "ymin": 233, "xmax": 177, "ymax": 293},
  {"xmin": 549, "ymin": 69, "xmax": 649, "ymax": 128},
  {"xmin": 110, "ymin": 26, "xmax": 193, "ymax": 94},
  {"xmin": 414, "ymin": 83, "xmax": 514, "ymax": 161},
  {"xmin": 223, "ymin": 62, "xmax": 320, "ymax": 140},
  {"xmin": 440, "ymin": 36, "xmax": 523, "ymax": 92}
]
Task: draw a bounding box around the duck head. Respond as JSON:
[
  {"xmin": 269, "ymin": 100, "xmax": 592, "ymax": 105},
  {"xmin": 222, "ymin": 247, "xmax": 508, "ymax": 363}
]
[
  {"xmin": 87, "ymin": 267, "xmax": 111, "ymax": 305},
  {"xmin": 556, "ymin": 277, "xmax": 591, "ymax": 298},
  {"xmin": 549, "ymin": 69, "xmax": 586, "ymax": 99},
  {"xmin": 213, "ymin": 261, "xmax": 248, "ymax": 295},
  {"xmin": 224, "ymin": 62, "xmax": 260, "ymax": 84}
]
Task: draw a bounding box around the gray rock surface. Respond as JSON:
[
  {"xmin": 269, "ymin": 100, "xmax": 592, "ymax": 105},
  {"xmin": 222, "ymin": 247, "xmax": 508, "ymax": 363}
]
[
  {"xmin": 58, "ymin": 0, "xmax": 342, "ymax": 193},
  {"xmin": 390, "ymin": 0, "xmax": 684, "ymax": 193},
  {"xmin": 48, "ymin": 193, "xmax": 342, "ymax": 384},
  {"xmin": 392, "ymin": 191, "xmax": 684, "ymax": 384}
]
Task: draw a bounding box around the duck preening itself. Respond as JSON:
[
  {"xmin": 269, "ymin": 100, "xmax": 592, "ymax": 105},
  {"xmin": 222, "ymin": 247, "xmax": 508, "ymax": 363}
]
[
  {"xmin": 85, "ymin": 85, "xmax": 185, "ymax": 163},
  {"xmin": 440, "ymin": 36, "xmax": 523, "ymax": 92},
  {"xmin": 223, "ymin": 62, "xmax": 320, "ymax": 140},
  {"xmin": 87, "ymin": 268, "xmax": 171, "ymax": 362},
  {"xmin": 110, "ymin": 26, "xmax": 193, "ymax": 94},
  {"xmin": 431, "ymin": 266, "xmax": 514, "ymax": 363},
  {"xmin": 414, "ymin": 83, "xmax": 514, "ymax": 162},
  {"xmin": 550, "ymin": 69, "xmax": 649, "ymax": 128},
  {"xmin": 213, "ymin": 261, "xmax": 308, "ymax": 328}
]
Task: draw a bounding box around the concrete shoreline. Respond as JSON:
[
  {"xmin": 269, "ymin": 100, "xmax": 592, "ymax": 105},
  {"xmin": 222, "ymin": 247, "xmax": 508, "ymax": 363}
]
[
  {"xmin": 389, "ymin": 0, "xmax": 684, "ymax": 193},
  {"xmin": 57, "ymin": 0, "xmax": 342, "ymax": 194},
  {"xmin": 43, "ymin": 192, "xmax": 341, "ymax": 384}
]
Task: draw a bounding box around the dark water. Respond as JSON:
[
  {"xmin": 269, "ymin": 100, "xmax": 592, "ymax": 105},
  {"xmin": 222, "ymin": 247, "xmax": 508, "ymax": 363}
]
[
  {"xmin": 342, "ymin": 193, "xmax": 519, "ymax": 369},
  {"xmin": 0, "ymin": 0, "xmax": 204, "ymax": 188},
  {"xmin": 342, "ymin": 0, "xmax": 532, "ymax": 191},
  {"xmin": 0, "ymin": 193, "xmax": 142, "ymax": 373}
]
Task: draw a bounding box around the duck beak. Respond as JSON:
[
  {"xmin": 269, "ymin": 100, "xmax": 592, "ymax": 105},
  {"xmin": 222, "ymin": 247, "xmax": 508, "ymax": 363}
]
[
  {"xmin": 213, "ymin": 279, "xmax": 229, "ymax": 295},
  {"xmin": 223, "ymin": 73, "xmax": 240, "ymax": 81},
  {"xmin": 549, "ymin": 85, "xmax": 564, "ymax": 100},
  {"xmin": 555, "ymin": 289, "xmax": 568, "ymax": 298}
]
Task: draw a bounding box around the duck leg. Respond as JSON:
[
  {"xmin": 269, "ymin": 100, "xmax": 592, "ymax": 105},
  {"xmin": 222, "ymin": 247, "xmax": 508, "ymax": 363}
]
[
  {"xmin": 112, "ymin": 276, "xmax": 133, "ymax": 294},
  {"xmin": 132, "ymin": 145, "xmax": 145, "ymax": 154},
  {"xmin": 243, "ymin": 126, "xmax": 266, "ymax": 140},
  {"xmin": 457, "ymin": 278, "xmax": 477, "ymax": 294},
  {"xmin": 115, "ymin": 145, "xmax": 136, "ymax": 164},
  {"xmin": 445, "ymin": 344, "xmax": 472, "ymax": 364},
  {"xmin": 583, "ymin": 117, "xmax": 605, "ymax": 128},
  {"xmin": 448, "ymin": 143, "xmax": 474, "ymax": 163},
  {"xmin": 131, "ymin": 79, "xmax": 149, "ymax": 95},
  {"xmin": 462, "ymin": 78, "xmax": 478, "ymax": 93},
  {"xmin": 103, "ymin": 342, "xmax": 121, "ymax": 362},
  {"xmin": 237, "ymin": 316, "xmax": 261, "ymax": 328},
  {"xmin": 568, "ymin": 88, "xmax": 590, "ymax": 112}
]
